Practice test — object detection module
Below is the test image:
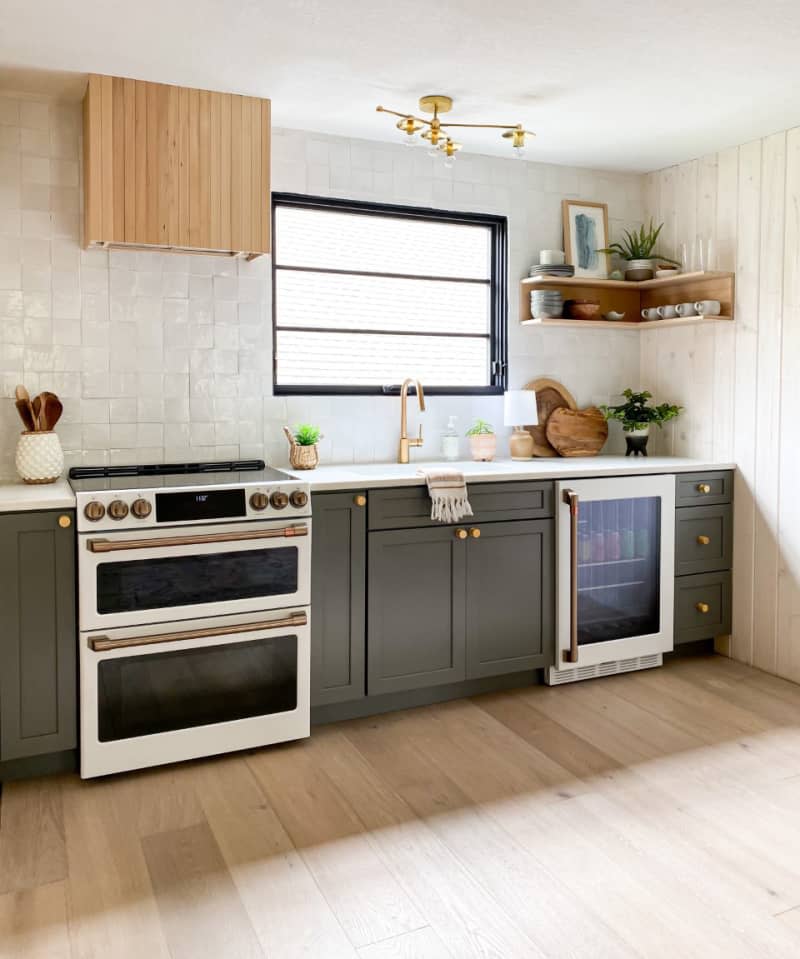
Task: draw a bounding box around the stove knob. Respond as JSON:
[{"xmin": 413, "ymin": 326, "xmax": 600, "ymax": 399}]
[
  {"xmin": 250, "ymin": 492, "xmax": 269, "ymax": 511},
  {"xmin": 84, "ymin": 500, "xmax": 105, "ymax": 522},
  {"xmin": 108, "ymin": 499, "xmax": 129, "ymax": 521},
  {"xmin": 270, "ymin": 491, "xmax": 289, "ymax": 510},
  {"xmin": 289, "ymin": 490, "xmax": 308, "ymax": 509},
  {"xmin": 131, "ymin": 498, "xmax": 152, "ymax": 519}
]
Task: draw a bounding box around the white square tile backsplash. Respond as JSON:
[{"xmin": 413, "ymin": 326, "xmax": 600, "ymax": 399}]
[{"xmin": 0, "ymin": 93, "xmax": 645, "ymax": 478}]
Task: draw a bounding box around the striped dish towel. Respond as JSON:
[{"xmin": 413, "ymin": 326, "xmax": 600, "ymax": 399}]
[{"xmin": 418, "ymin": 468, "xmax": 474, "ymax": 524}]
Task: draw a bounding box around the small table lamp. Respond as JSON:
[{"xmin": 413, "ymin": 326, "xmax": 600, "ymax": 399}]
[{"xmin": 504, "ymin": 390, "xmax": 538, "ymax": 460}]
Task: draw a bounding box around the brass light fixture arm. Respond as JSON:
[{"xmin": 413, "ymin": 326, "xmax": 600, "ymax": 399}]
[{"xmin": 441, "ymin": 122, "xmax": 536, "ymax": 135}]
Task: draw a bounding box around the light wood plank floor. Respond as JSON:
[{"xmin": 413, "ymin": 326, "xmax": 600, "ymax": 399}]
[{"xmin": 4, "ymin": 654, "xmax": 800, "ymax": 958}]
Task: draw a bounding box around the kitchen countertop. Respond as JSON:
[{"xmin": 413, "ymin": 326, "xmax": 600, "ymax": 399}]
[
  {"xmin": 0, "ymin": 478, "xmax": 76, "ymax": 513},
  {"xmin": 288, "ymin": 456, "xmax": 736, "ymax": 492}
]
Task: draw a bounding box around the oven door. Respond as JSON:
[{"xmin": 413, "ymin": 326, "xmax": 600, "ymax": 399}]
[
  {"xmin": 80, "ymin": 609, "xmax": 310, "ymax": 777},
  {"xmin": 78, "ymin": 518, "xmax": 311, "ymax": 631}
]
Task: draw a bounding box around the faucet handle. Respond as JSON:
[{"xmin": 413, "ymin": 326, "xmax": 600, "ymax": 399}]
[{"xmin": 411, "ymin": 423, "xmax": 424, "ymax": 448}]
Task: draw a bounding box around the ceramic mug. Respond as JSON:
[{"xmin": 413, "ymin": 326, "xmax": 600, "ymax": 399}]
[
  {"xmin": 694, "ymin": 299, "xmax": 721, "ymax": 315},
  {"xmin": 675, "ymin": 302, "xmax": 697, "ymax": 317},
  {"xmin": 640, "ymin": 307, "xmax": 661, "ymax": 321},
  {"xmin": 657, "ymin": 305, "xmax": 678, "ymax": 319},
  {"xmin": 540, "ymin": 249, "xmax": 565, "ymax": 266}
]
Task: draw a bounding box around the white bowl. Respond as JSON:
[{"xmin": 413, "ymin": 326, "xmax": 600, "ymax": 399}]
[{"xmin": 655, "ymin": 268, "xmax": 680, "ymax": 279}]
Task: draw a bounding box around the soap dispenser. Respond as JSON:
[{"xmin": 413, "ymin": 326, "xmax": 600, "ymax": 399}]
[{"xmin": 441, "ymin": 416, "xmax": 459, "ymax": 461}]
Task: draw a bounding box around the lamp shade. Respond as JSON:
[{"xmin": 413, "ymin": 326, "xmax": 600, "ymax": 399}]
[{"xmin": 504, "ymin": 390, "xmax": 538, "ymax": 426}]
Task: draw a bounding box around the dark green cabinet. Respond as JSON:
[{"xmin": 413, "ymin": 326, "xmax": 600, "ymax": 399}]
[
  {"xmin": 310, "ymin": 492, "xmax": 367, "ymax": 706},
  {"xmin": 0, "ymin": 509, "xmax": 77, "ymax": 766},
  {"xmin": 368, "ymin": 519, "xmax": 554, "ymax": 695},
  {"xmin": 465, "ymin": 520, "xmax": 554, "ymax": 679}
]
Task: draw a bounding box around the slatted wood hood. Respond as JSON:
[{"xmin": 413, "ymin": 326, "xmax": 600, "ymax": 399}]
[{"xmin": 83, "ymin": 74, "xmax": 270, "ymax": 258}]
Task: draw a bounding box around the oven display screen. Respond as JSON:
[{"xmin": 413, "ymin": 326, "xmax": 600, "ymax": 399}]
[{"xmin": 155, "ymin": 488, "xmax": 246, "ymax": 523}]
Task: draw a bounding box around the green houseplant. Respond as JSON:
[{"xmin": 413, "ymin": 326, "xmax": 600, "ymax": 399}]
[
  {"xmin": 598, "ymin": 219, "xmax": 680, "ymax": 280},
  {"xmin": 465, "ymin": 419, "xmax": 496, "ymax": 462},
  {"xmin": 600, "ymin": 390, "xmax": 682, "ymax": 457},
  {"xmin": 283, "ymin": 423, "xmax": 323, "ymax": 470}
]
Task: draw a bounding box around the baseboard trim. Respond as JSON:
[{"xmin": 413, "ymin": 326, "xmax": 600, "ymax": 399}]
[{"xmin": 0, "ymin": 749, "xmax": 78, "ymax": 783}]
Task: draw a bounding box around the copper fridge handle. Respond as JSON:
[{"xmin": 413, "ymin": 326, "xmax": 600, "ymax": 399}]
[
  {"xmin": 89, "ymin": 611, "xmax": 308, "ymax": 651},
  {"xmin": 87, "ymin": 523, "xmax": 309, "ymax": 553},
  {"xmin": 562, "ymin": 488, "xmax": 579, "ymax": 664}
]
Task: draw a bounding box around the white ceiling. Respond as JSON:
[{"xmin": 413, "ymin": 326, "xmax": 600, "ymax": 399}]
[{"xmin": 2, "ymin": 0, "xmax": 800, "ymax": 172}]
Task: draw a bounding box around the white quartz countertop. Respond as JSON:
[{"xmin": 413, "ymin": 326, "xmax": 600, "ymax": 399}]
[
  {"xmin": 0, "ymin": 478, "xmax": 75, "ymax": 513},
  {"xmin": 287, "ymin": 456, "xmax": 736, "ymax": 492}
]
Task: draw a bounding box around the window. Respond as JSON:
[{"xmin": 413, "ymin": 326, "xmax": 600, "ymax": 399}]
[{"xmin": 271, "ymin": 194, "xmax": 507, "ymax": 395}]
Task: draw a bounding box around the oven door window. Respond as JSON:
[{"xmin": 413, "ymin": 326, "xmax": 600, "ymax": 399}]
[
  {"xmin": 96, "ymin": 546, "xmax": 298, "ymax": 614},
  {"xmin": 97, "ymin": 634, "xmax": 298, "ymax": 741}
]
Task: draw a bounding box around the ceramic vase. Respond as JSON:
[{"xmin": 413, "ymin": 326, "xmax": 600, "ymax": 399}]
[
  {"xmin": 624, "ymin": 427, "xmax": 650, "ymax": 457},
  {"xmin": 15, "ymin": 431, "xmax": 64, "ymax": 484},
  {"xmin": 469, "ymin": 433, "xmax": 496, "ymax": 462}
]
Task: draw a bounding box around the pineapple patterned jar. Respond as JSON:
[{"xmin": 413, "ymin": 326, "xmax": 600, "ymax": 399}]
[{"xmin": 15, "ymin": 431, "xmax": 65, "ymax": 484}]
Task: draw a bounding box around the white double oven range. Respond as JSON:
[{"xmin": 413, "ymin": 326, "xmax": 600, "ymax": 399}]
[{"xmin": 69, "ymin": 460, "xmax": 312, "ymax": 778}]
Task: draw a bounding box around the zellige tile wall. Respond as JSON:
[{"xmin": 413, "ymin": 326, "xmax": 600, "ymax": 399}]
[{"xmin": 0, "ymin": 92, "xmax": 646, "ymax": 478}]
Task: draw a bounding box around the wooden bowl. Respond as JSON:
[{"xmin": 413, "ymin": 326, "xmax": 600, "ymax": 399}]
[{"xmin": 567, "ymin": 300, "xmax": 601, "ymax": 321}]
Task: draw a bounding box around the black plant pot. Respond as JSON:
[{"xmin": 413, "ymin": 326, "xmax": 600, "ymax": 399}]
[{"xmin": 625, "ymin": 433, "xmax": 649, "ymax": 457}]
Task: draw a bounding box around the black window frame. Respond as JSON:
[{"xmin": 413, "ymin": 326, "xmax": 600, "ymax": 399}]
[{"xmin": 271, "ymin": 192, "xmax": 508, "ymax": 396}]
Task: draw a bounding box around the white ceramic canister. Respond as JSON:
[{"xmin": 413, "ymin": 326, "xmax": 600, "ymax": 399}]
[
  {"xmin": 15, "ymin": 431, "xmax": 65, "ymax": 484},
  {"xmin": 539, "ymin": 249, "xmax": 565, "ymax": 266}
]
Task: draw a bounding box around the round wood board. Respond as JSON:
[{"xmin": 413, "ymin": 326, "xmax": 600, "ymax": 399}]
[
  {"xmin": 545, "ymin": 406, "xmax": 608, "ymax": 457},
  {"xmin": 522, "ymin": 378, "xmax": 578, "ymax": 457}
]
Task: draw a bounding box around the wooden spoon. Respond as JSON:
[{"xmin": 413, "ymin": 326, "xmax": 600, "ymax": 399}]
[
  {"xmin": 14, "ymin": 385, "xmax": 36, "ymax": 431},
  {"xmin": 15, "ymin": 399, "xmax": 36, "ymax": 431},
  {"xmin": 41, "ymin": 393, "xmax": 62, "ymax": 431},
  {"xmin": 32, "ymin": 394, "xmax": 43, "ymax": 431}
]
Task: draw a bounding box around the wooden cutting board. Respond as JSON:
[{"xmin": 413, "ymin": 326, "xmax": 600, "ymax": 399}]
[
  {"xmin": 545, "ymin": 406, "xmax": 608, "ymax": 457},
  {"xmin": 523, "ymin": 378, "xmax": 577, "ymax": 457}
]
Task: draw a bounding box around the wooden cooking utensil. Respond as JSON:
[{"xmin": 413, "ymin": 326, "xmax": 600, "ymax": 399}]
[
  {"xmin": 545, "ymin": 406, "xmax": 608, "ymax": 457},
  {"xmin": 41, "ymin": 393, "xmax": 63, "ymax": 431},
  {"xmin": 15, "ymin": 399, "xmax": 36, "ymax": 431},
  {"xmin": 32, "ymin": 394, "xmax": 43, "ymax": 431},
  {"xmin": 15, "ymin": 384, "xmax": 36, "ymax": 432},
  {"xmin": 522, "ymin": 378, "xmax": 578, "ymax": 457}
]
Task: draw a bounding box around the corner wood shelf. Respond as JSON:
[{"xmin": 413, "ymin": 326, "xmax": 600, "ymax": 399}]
[{"xmin": 520, "ymin": 270, "xmax": 735, "ymax": 330}]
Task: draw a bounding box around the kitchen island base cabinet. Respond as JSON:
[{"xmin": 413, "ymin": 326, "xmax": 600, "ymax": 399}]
[
  {"xmin": 368, "ymin": 519, "xmax": 554, "ymax": 696},
  {"xmin": 310, "ymin": 492, "xmax": 367, "ymax": 706},
  {"xmin": 0, "ymin": 510, "xmax": 77, "ymax": 780}
]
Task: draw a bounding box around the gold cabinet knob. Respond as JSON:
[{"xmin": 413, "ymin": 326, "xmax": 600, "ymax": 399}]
[
  {"xmin": 697, "ymin": 535, "xmax": 710, "ymax": 545},
  {"xmin": 353, "ymin": 494, "xmax": 367, "ymax": 507},
  {"xmin": 58, "ymin": 514, "xmax": 71, "ymax": 528},
  {"xmin": 697, "ymin": 483, "xmax": 711, "ymax": 494},
  {"xmin": 469, "ymin": 527, "xmax": 481, "ymax": 538},
  {"xmin": 696, "ymin": 602, "xmax": 710, "ymax": 614},
  {"xmin": 455, "ymin": 528, "xmax": 468, "ymax": 540}
]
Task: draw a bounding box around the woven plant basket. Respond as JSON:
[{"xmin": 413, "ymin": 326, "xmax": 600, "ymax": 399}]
[{"xmin": 284, "ymin": 427, "xmax": 319, "ymax": 470}]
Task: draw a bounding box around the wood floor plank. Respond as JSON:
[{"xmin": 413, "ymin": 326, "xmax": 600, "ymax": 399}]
[
  {"xmin": 247, "ymin": 740, "xmax": 426, "ymax": 949},
  {"xmin": 0, "ymin": 776, "xmax": 67, "ymax": 893},
  {"xmin": 357, "ymin": 927, "xmax": 453, "ymax": 959},
  {"xmin": 0, "ymin": 880, "xmax": 71, "ymax": 959},
  {"xmin": 61, "ymin": 777, "xmax": 171, "ymax": 959},
  {"xmin": 190, "ymin": 754, "xmax": 358, "ymax": 958},
  {"xmin": 141, "ymin": 821, "xmax": 263, "ymax": 959}
]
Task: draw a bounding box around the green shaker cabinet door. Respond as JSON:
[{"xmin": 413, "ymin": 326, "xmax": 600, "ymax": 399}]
[
  {"xmin": 0, "ymin": 509, "xmax": 77, "ymax": 761},
  {"xmin": 311, "ymin": 492, "xmax": 367, "ymax": 706},
  {"xmin": 465, "ymin": 519, "xmax": 555, "ymax": 678},
  {"xmin": 368, "ymin": 525, "xmax": 467, "ymax": 695}
]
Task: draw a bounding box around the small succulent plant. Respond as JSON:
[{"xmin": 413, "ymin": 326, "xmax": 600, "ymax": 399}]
[
  {"xmin": 292, "ymin": 424, "xmax": 322, "ymax": 446},
  {"xmin": 465, "ymin": 418, "xmax": 495, "ymax": 436}
]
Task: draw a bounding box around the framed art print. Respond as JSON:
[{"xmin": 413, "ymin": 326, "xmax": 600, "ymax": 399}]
[{"xmin": 562, "ymin": 200, "xmax": 610, "ymax": 278}]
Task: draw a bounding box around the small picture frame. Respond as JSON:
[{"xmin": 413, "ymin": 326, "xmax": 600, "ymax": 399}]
[{"xmin": 562, "ymin": 200, "xmax": 610, "ymax": 278}]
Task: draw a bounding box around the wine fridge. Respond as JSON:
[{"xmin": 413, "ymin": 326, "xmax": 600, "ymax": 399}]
[{"xmin": 547, "ymin": 474, "xmax": 675, "ymax": 684}]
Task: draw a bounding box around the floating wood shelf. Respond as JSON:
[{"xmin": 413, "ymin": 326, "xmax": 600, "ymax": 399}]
[{"xmin": 520, "ymin": 270, "xmax": 735, "ymax": 329}]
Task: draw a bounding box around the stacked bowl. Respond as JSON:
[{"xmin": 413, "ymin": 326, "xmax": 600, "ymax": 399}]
[{"xmin": 531, "ymin": 289, "xmax": 564, "ymax": 319}]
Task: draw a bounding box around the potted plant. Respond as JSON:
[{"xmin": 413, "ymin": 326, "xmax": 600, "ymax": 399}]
[
  {"xmin": 283, "ymin": 424, "xmax": 323, "ymax": 470},
  {"xmin": 466, "ymin": 419, "xmax": 496, "ymax": 461},
  {"xmin": 599, "ymin": 389, "xmax": 682, "ymax": 457},
  {"xmin": 598, "ymin": 219, "xmax": 680, "ymax": 281}
]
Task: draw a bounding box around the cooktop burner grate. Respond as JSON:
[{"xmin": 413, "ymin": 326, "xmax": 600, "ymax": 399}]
[{"xmin": 69, "ymin": 460, "xmax": 266, "ymax": 480}]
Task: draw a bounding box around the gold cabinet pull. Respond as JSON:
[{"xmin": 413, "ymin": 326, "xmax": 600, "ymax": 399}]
[
  {"xmin": 697, "ymin": 483, "xmax": 711, "ymax": 494},
  {"xmin": 353, "ymin": 494, "xmax": 367, "ymax": 507},
  {"xmin": 58, "ymin": 514, "xmax": 72, "ymax": 528},
  {"xmin": 455, "ymin": 528, "xmax": 468, "ymax": 540},
  {"xmin": 697, "ymin": 535, "xmax": 710, "ymax": 545},
  {"xmin": 696, "ymin": 602, "xmax": 710, "ymax": 614},
  {"xmin": 469, "ymin": 527, "xmax": 481, "ymax": 538},
  {"xmin": 562, "ymin": 488, "xmax": 580, "ymax": 665}
]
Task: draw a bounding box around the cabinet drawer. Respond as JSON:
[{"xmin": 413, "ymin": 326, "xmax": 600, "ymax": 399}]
[
  {"xmin": 368, "ymin": 481, "xmax": 554, "ymax": 530},
  {"xmin": 675, "ymin": 471, "xmax": 733, "ymax": 507},
  {"xmin": 675, "ymin": 504, "xmax": 732, "ymax": 576},
  {"xmin": 674, "ymin": 571, "xmax": 731, "ymax": 645}
]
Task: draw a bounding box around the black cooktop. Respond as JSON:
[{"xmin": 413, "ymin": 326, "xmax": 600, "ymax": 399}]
[
  {"xmin": 68, "ymin": 460, "xmax": 297, "ymax": 493},
  {"xmin": 69, "ymin": 459, "xmax": 266, "ymax": 479}
]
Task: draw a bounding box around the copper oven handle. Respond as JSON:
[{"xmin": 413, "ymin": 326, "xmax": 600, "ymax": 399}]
[
  {"xmin": 87, "ymin": 523, "xmax": 308, "ymax": 553},
  {"xmin": 562, "ymin": 489, "xmax": 579, "ymax": 664},
  {"xmin": 89, "ymin": 611, "xmax": 308, "ymax": 651}
]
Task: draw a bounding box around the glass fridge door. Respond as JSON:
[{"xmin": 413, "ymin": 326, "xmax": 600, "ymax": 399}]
[{"xmin": 576, "ymin": 496, "xmax": 661, "ymax": 646}]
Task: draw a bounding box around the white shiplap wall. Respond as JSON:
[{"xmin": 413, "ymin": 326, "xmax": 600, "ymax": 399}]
[{"xmin": 642, "ymin": 126, "xmax": 800, "ymax": 681}]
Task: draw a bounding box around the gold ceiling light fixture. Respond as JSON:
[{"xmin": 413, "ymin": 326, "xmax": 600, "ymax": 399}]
[{"xmin": 376, "ymin": 94, "xmax": 534, "ymax": 164}]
